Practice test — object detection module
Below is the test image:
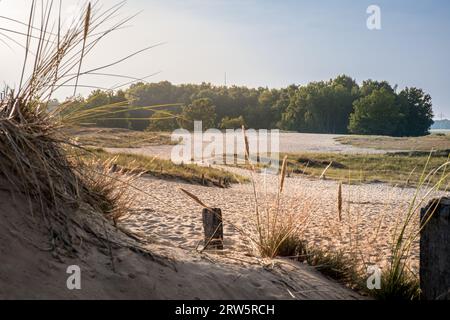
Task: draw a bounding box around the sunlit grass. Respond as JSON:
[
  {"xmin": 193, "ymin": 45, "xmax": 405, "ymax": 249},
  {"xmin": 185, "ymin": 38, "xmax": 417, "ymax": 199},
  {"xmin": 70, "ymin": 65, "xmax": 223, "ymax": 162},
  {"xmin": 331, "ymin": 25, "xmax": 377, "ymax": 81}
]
[
  {"xmin": 79, "ymin": 148, "xmax": 248, "ymax": 187},
  {"xmin": 67, "ymin": 126, "xmax": 174, "ymax": 148},
  {"xmin": 336, "ymin": 134, "xmax": 450, "ymax": 151},
  {"xmin": 283, "ymin": 152, "xmax": 449, "ymax": 188}
]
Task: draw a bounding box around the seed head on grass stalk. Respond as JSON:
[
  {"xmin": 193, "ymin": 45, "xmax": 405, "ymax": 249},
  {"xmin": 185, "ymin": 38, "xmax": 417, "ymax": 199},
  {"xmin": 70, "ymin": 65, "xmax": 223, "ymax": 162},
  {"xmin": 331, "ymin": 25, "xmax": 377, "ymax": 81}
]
[
  {"xmin": 73, "ymin": 2, "xmax": 91, "ymax": 96},
  {"xmin": 279, "ymin": 156, "xmax": 288, "ymax": 194},
  {"xmin": 179, "ymin": 188, "xmax": 210, "ymax": 209},
  {"xmin": 271, "ymin": 155, "xmax": 288, "ymax": 244},
  {"xmin": 338, "ymin": 182, "xmax": 342, "ymax": 222},
  {"xmin": 240, "ymin": 129, "xmax": 308, "ymax": 258},
  {"xmin": 240, "ymin": 125, "xmax": 264, "ymax": 248}
]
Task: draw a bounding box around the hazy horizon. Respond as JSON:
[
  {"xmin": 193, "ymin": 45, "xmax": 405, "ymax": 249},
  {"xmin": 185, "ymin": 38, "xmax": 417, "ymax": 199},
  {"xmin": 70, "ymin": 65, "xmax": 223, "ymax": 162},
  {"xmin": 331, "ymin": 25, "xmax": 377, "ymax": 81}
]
[{"xmin": 1, "ymin": 0, "xmax": 449, "ymax": 119}]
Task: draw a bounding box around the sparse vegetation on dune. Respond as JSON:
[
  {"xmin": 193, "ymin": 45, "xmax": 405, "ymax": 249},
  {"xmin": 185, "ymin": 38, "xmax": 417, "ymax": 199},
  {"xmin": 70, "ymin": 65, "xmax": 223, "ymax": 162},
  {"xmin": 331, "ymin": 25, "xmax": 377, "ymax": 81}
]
[
  {"xmin": 0, "ymin": 1, "xmax": 143, "ymax": 248},
  {"xmin": 230, "ymin": 127, "xmax": 450, "ymax": 299},
  {"xmin": 79, "ymin": 148, "xmax": 248, "ymax": 187},
  {"xmin": 254, "ymin": 161, "xmax": 448, "ymax": 299},
  {"xmin": 67, "ymin": 126, "xmax": 174, "ymax": 148},
  {"xmin": 78, "ymin": 157, "xmax": 139, "ymax": 225},
  {"xmin": 336, "ymin": 133, "xmax": 450, "ymax": 151},
  {"xmin": 229, "ymin": 151, "xmax": 449, "ymax": 187},
  {"xmin": 0, "ymin": 1, "xmax": 362, "ymax": 300},
  {"xmin": 2, "ymin": 0, "xmax": 449, "ymax": 302},
  {"xmin": 280, "ymin": 152, "xmax": 449, "ymax": 187},
  {"xmin": 235, "ymin": 153, "xmax": 367, "ymax": 293}
]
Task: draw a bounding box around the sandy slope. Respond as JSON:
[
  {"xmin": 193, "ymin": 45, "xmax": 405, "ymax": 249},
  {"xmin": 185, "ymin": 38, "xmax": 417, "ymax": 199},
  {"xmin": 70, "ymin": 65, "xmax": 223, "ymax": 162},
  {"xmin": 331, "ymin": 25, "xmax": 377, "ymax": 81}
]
[{"xmin": 0, "ymin": 184, "xmax": 360, "ymax": 300}]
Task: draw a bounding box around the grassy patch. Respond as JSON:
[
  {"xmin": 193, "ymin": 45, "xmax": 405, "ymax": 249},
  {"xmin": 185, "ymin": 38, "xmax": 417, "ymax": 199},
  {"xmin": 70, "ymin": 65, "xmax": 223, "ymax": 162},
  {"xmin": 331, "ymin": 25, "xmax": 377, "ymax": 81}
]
[
  {"xmin": 336, "ymin": 133, "xmax": 450, "ymax": 151},
  {"xmin": 282, "ymin": 152, "xmax": 449, "ymax": 187},
  {"xmin": 80, "ymin": 148, "xmax": 248, "ymax": 187},
  {"xmin": 67, "ymin": 126, "xmax": 175, "ymax": 148}
]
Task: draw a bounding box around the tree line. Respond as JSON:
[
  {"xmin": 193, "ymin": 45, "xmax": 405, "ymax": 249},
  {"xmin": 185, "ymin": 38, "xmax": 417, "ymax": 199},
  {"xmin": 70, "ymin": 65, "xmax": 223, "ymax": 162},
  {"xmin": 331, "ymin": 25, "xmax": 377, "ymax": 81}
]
[{"xmin": 66, "ymin": 75, "xmax": 434, "ymax": 136}]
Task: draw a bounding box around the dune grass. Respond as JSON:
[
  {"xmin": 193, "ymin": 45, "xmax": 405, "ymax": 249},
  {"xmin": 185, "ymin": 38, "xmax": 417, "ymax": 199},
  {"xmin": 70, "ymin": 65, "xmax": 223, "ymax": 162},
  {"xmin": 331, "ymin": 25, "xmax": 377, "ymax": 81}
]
[
  {"xmin": 67, "ymin": 127, "xmax": 174, "ymax": 148},
  {"xmin": 257, "ymin": 159, "xmax": 449, "ymax": 299},
  {"xmin": 4, "ymin": 0, "xmax": 448, "ymax": 300},
  {"xmin": 0, "ymin": 1, "xmax": 145, "ymax": 245},
  {"xmin": 336, "ymin": 133, "xmax": 450, "ymax": 151},
  {"xmin": 79, "ymin": 148, "xmax": 248, "ymax": 187},
  {"xmin": 282, "ymin": 152, "xmax": 449, "ymax": 188},
  {"xmin": 373, "ymin": 159, "xmax": 449, "ymax": 300},
  {"xmin": 227, "ymin": 126, "xmax": 449, "ymax": 299}
]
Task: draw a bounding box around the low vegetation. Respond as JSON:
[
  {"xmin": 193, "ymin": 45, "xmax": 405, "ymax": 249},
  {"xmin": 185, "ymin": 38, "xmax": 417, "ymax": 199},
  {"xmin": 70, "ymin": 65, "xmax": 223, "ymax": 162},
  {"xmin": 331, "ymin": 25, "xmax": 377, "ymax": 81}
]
[
  {"xmin": 281, "ymin": 152, "xmax": 449, "ymax": 187},
  {"xmin": 240, "ymin": 156, "xmax": 367, "ymax": 293},
  {"xmin": 336, "ymin": 133, "xmax": 450, "ymax": 152},
  {"xmin": 80, "ymin": 148, "xmax": 248, "ymax": 187},
  {"xmin": 68, "ymin": 127, "xmax": 174, "ymax": 148},
  {"xmin": 2, "ymin": 0, "xmax": 447, "ymax": 301},
  {"xmin": 266, "ymin": 158, "xmax": 447, "ymax": 300},
  {"xmin": 225, "ymin": 128, "xmax": 449, "ymax": 300}
]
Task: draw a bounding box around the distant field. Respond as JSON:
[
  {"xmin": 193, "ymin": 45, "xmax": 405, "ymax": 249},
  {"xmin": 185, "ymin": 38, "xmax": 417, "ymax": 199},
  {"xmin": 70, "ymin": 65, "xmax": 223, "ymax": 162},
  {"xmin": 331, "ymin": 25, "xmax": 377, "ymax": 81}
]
[
  {"xmin": 67, "ymin": 127, "xmax": 174, "ymax": 148},
  {"xmin": 282, "ymin": 152, "xmax": 449, "ymax": 187},
  {"xmin": 335, "ymin": 133, "xmax": 450, "ymax": 151}
]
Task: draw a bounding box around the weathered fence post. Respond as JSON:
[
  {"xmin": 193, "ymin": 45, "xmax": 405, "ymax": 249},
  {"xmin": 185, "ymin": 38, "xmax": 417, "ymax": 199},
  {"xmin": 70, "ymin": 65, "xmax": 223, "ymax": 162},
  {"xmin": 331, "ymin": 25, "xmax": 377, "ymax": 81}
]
[
  {"xmin": 420, "ymin": 197, "xmax": 450, "ymax": 300},
  {"xmin": 202, "ymin": 208, "xmax": 223, "ymax": 250}
]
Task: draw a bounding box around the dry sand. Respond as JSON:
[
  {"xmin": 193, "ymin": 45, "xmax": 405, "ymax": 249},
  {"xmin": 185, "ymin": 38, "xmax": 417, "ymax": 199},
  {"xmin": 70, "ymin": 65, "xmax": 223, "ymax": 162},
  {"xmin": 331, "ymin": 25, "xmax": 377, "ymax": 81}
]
[
  {"xmin": 0, "ymin": 182, "xmax": 361, "ymax": 299},
  {"xmin": 126, "ymin": 165, "xmax": 445, "ymax": 275},
  {"xmin": 1, "ymin": 134, "xmax": 442, "ymax": 299},
  {"xmin": 107, "ymin": 136, "xmax": 444, "ymax": 288}
]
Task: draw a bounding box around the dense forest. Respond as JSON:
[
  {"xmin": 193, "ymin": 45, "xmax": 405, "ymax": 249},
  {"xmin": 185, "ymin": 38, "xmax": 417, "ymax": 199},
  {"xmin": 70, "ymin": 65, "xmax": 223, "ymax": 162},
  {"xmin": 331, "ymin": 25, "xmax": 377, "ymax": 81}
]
[{"xmin": 65, "ymin": 75, "xmax": 434, "ymax": 136}]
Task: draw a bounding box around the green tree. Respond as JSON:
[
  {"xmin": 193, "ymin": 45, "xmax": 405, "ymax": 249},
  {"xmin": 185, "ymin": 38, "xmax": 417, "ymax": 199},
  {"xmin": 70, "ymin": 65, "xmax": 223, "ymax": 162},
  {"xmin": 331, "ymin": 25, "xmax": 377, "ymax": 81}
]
[
  {"xmin": 84, "ymin": 90, "xmax": 128, "ymax": 128},
  {"xmin": 348, "ymin": 88, "xmax": 403, "ymax": 136},
  {"xmin": 279, "ymin": 76, "xmax": 358, "ymax": 133},
  {"xmin": 64, "ymin": 79, "xmax": 433, "ymax": 137},
  {"xmin": 220, "ymin": 116, "xmax": 246, "ymax": 129},
  {"xmin": 85, "ymin": 89, "xmax": 110, "ymax": 109},
  {"xmin": 178, "ymin": 98, "xmax": 216, "ymax": 130},
  {"xmin": 398, "ymin": 87, "xmax": 434, "ymax": 136},
  {"xmin": 359, "ymin": 79, "xmax": 395, "ymax": 96},
  {"xmin": 146, "ymin": 110, "xmax": 179, "ymax": 132}
]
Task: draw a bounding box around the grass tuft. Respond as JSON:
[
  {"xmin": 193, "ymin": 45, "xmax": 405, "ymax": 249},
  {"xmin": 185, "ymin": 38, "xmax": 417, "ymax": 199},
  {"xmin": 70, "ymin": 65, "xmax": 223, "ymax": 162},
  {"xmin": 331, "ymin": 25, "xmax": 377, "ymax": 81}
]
[{"xmin": 0, "ymin": 1, "xmax": 152, "ymax": 250}]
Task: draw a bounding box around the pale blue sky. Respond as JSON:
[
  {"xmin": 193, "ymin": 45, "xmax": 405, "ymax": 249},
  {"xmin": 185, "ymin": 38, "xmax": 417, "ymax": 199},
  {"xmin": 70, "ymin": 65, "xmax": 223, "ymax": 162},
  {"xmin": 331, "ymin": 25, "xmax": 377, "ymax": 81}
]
[{"xmin": 1, "ymin": 0, "xmax": 449, "ymax": 118}]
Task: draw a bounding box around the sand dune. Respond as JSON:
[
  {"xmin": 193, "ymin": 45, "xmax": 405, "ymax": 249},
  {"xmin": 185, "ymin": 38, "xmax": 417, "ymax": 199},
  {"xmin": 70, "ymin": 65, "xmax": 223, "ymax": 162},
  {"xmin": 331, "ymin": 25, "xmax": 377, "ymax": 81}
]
[
  {"xmin": 126, "ymin": 165, "xmax": 444, "ymax": 274},
  {"xmin": 2, "ymin": 134, "xmax": 442, "ymax": 299},
  {"xmin": 0, "ymin": 182, "xmax": 360, "ymax": 299}
]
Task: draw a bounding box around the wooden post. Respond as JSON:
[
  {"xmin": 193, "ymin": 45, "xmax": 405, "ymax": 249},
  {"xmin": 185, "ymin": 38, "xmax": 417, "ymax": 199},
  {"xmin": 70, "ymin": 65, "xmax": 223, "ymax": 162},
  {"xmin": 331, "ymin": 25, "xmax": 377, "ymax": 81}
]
[
  {"xmin": 202, "ymin": 208, "xmax": 223, "ymax": 250},
  {"xmin": 420, "ymin": 197, "xmax": 450, "ymax": 300}
]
